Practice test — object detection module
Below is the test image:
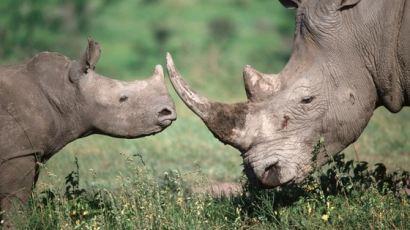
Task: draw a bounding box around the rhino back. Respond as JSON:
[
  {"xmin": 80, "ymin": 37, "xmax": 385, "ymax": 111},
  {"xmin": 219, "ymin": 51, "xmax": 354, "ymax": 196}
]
[{"xmin": 0, "ymin": 53, "xmax": 72, "ymax": 157}]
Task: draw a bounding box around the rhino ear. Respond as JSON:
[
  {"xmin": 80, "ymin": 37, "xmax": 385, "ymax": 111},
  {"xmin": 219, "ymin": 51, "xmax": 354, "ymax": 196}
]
[
  {"xmin": 278, "ymin": 0, "xmax": 300, "ymax": 9},
  {"xmin": 243, "ymin": 65, "xmax": 281, "ymax": 102},
  {"xmin": 80, "ymin": 38, "xmax": 101, "ymax": 73},
  {"xmin": 337, "ymin": 0, "xmax": 361, "ymax": 10}
]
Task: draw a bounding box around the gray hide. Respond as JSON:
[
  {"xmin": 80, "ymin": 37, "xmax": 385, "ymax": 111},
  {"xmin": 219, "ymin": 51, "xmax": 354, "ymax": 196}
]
[
  {"xmin": 0, "ymin": 39, "xmax": 176, "ymax": 221},
  {"xmin": 167, "ymin": 0, "xmax": 409, "ymax": 189}
]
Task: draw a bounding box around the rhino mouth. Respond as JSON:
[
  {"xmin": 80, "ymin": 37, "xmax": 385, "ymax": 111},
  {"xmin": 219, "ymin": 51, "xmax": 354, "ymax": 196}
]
[
  {"xmin": 246, "ymin": 164, "xmax": 296, "ymax": 188},
  {"xmin": 159, "ymin": 120, "xmax": 172, "ymax": 127},
  {"xmin": 157, "ymin": 116, "xmax": 176, "ymax": 128},
  {"xmin": 151, "ymin": 121, "xmax": 174, "ymax": 136},
  {"xmin": 243, "ymin": 149, "xmax": 298, "ymax": 188},
  {"xmin": 104, "ymin": 117, "xmax": 176, "ymax": 139},
  {"xmin": 259, "ymin": 163, "xmax": 296, "ymax": 188}
]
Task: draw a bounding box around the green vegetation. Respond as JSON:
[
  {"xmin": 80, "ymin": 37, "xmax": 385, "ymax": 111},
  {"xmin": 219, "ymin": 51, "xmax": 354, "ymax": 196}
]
[
  {"xmin": 1, "ymin": 0, "xmax": 409, "ymax": 229},
  {"xmin": 10, "ymin": 154, "xmax": 410, "ymax": 229}
]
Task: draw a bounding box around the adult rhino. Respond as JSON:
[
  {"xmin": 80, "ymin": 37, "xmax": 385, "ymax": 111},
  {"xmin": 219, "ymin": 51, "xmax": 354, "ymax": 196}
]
[
  {"xmin": 166, "ymin": 0, "xmax": 409, "ymax": 189},
  {"xmin": 0, "ymin": 39, "xmax": 176, "ymax": 217}
]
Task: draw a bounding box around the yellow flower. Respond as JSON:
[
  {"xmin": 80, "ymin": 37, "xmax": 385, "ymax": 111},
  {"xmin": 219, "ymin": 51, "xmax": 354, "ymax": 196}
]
[
  {"xmin": 306, "ymin": 185, "xmax": 316, "ymax": 192},
  {"xmin": 176, "ymin": 197, "xmax": 184, "ymax": 206},
  {"xmin": 236, "ymin": 207, "xmax": 241, "ymax": 215},
  {"xmin": 321, "ymin": 214, "xmax": 329, "ymax": 222}
]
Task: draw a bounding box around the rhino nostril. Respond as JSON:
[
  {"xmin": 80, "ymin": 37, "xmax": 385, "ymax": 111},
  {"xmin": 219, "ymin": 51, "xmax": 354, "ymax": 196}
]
[
  {"xmin": 265, "ymin": 164, "xmax": 275, "ymax": 172},
  {"xmin": 159, "ymin": 108, "xmax": 172, "ymax": 117},
  {"xmin": 157, "ymin": 106, "xmax": 176, "ymax": 122},
  {"xmin": 119, "ymin": 95, "xmax": 128, "ymax": 102}
]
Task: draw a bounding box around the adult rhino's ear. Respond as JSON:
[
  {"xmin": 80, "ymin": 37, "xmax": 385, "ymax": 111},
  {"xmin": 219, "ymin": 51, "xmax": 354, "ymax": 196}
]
[
  {"xmin": 337, "ymin": 0, "xmax": 361, "ymax": 10},
  {"xmin": 278, "ymin": 0, "xmax": 300, "ymax": 9},
  {"xmin": 80, "ymin": 38, "xmax": 101, "ymax": 73}
]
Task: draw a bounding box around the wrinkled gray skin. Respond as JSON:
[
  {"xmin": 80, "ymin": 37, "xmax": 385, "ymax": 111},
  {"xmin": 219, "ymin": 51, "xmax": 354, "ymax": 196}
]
[
  {"xmin": 0, "ymin": 39, "xmax": 176, "ymax": 222},
  {"xmin": 167, "ymin": 0, "xmax": 410, "ymax": 189}
]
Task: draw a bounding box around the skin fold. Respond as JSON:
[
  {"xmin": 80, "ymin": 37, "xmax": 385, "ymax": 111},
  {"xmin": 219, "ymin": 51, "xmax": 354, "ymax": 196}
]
[
  {"xmin": 0, "ymin": 39, "xmax": 176, "ymax": 226},
  {"xmin": 166, "ymin": 0, "xmax": 410, "ymax": 189}
]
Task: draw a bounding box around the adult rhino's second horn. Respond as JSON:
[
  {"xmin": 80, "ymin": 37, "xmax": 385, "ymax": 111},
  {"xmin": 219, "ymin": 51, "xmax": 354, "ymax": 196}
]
[{"xmin": 166, "ymin": 53, "xmax": 249, "ymax": 151}]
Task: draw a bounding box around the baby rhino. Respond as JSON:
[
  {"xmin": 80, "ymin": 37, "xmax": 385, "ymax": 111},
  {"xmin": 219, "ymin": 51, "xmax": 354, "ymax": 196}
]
[{"xmin": 0, "ymin": 39, "xmax": 176, "ymax": 219}]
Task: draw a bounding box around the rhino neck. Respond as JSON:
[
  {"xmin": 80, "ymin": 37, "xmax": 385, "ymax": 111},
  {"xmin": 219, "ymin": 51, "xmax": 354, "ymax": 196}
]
[
  {"xmin": 29, "ymin": 53, "xmax": 93, "ymax": 156},
  {"xmin": 323, "ymin": 61, "xmax": 377, "ymax": 158},
  {"xmin": 398, "ymin": 0, "xmax": 410, "ymax": 107},
  {"xmin": 355, "ymin": 0, "xmax": 407, "ymax": 112}
]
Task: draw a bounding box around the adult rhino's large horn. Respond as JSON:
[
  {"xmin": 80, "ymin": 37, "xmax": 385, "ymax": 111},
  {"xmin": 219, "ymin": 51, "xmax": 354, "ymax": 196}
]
[
  {"xmin": 166, "ymin": 53, "xmax": 212, "ymax": 119},
  {"xmin": 166, "ymin": 53, "xmax": 249, "ymax": 151}
]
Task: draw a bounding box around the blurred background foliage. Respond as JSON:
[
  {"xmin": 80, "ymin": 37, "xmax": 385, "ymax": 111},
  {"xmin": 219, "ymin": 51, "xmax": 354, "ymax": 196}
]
[
  {"xmin": 0, "ymin": 0, "xmax": 116, "ymax": 60},
  {"xmin": 0, "ymin": 0, "xmax": 409, "ymax": 191}
]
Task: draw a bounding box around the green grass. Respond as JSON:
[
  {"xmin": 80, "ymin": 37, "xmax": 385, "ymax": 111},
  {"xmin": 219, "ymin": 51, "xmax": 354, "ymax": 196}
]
[
  {"xmin": 1, "ymin": 0, "xmax": 409, "ymax": 229},
  {"xmin": 12, "ymin": 154, "xmax": 410, "ymax": 229}
]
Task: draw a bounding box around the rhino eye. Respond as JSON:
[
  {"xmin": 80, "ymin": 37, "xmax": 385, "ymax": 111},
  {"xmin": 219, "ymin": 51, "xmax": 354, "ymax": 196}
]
[
  {"xmin": 119, "ymin": 95, "xmax": 128, "ymax": 103},
  {"xmin": 301, "ymin": 96, "xmax": 315, "ymax": 104}
]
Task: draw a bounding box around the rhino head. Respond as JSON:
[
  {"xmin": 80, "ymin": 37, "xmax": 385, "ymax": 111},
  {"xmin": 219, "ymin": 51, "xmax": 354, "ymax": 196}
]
[
  {"xmin": 68, "ymin": 39, "xmax": 176, "ymax": 139},
  {"xmin": 165, "ymin": 0, "xmax": 400, "ymax": 188}
]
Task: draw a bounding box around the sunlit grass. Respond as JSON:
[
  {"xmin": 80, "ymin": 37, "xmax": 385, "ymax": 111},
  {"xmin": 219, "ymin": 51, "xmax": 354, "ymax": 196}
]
[{"xmin": 16, "ymin": 154, "xmax": 410, "ymax": 229}]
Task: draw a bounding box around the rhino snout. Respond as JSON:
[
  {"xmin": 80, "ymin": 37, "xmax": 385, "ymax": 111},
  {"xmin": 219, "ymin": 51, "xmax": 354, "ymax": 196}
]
[
  {"xmin": 250, "ymin": 159, "xmax": 297, "ymax": 188},
  {"xmin": 156, "ymin": 105, "xmax": 177, "ymax": 127},
  {"xmin": 260, "ymin": 163, "xmax": 296, "ymax": 188}
]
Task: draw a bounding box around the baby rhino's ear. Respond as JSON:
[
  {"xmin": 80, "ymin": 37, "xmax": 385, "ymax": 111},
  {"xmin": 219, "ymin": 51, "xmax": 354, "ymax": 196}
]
[
  {"xmin": 69, "ymin": 38, "xmax": 102, "ymax": 83},
  {"xmin": 80, "ymin": 38, "xmax": 101, "ymax": 73}
]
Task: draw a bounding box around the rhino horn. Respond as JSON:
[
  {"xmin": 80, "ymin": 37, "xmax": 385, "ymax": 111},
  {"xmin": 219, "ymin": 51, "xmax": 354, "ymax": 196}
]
[
  {"xmin": 166, "ymin": 53, "xmax": 248, "ymax": 150},
  {"xmin": 243, "ymin": 65, "xmax": 281, "ymax": 102},
  {"xmin": 166, "ymin": 53, "xmax": 213, "ymax": 119},
  {"xmin": 152, "ymin": 64, "xmax": 165, "ymax": 82}
]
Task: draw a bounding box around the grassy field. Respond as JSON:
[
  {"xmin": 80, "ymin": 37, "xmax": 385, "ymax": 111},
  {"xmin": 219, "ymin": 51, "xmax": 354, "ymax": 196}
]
[{"xmin": 1, "ymin": 0, "xmax": 409, "ymax": 229}]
